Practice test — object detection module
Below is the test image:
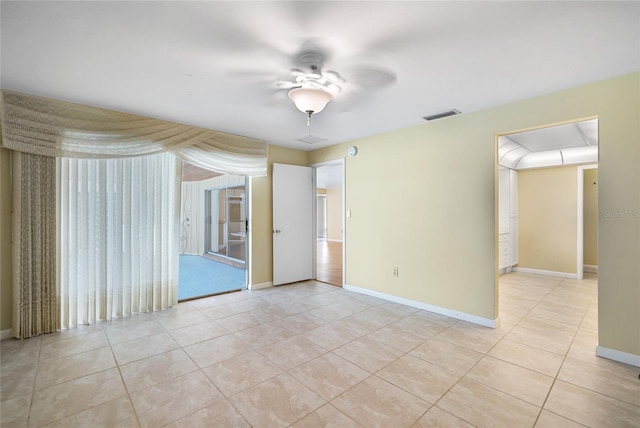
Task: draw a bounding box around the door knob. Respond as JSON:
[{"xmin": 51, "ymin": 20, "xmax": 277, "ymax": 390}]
[{"xmin": 273, "ymin": 229, "xmax": 281, "ymax": 234}]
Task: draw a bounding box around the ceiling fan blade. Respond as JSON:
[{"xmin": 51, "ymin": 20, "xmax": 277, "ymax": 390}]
[
  {"xmin": 275, "ymin": 80, "xmax": 298, "ymax": 89},
  {"xmin": 263, "ymin": 90, "xmax": 291, "ymax": 107},
  {"xmin": 343, "ymin": 65, "xmax": 397, "ymax": 89},
  {"xmin": 223, "ymin": 68, "xmax": 275, "ymax": 79},
  {"xmin": 331, "ymin": 88, "xmax": 374, "ymax": 113}
]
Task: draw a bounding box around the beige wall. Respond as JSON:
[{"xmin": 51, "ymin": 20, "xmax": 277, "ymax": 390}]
[
  {"xmin": 249, "ymin": 145, "xmax": 308, "ymax": 286},
  {"xmin": 518, "ymin": 165, "xmax": 578, "ymax": 274},
  {"xmin": 309, "ymin": 72, "xmax": 640, "ymax": 358},
  {"xmin": 326, "ymin": 186, "xmax": 342, "ymax": 241},
  {"xmin": 310, "ymin": 116, "xmax": 498, "ymax": 320},
  {"xmin": 584, "ymin": 169, "xmax": 598, "ymax": 266},
  {"xmin": 595, "ymin": 75, "xmax": 639, "ymax": 357},
  {"xmin": 1, "ymin": 73, "xmax": 638, "ymax": 359},
  {"xmin": 0, "ymin": 149, "xmax": 12, "ymax": 331}
]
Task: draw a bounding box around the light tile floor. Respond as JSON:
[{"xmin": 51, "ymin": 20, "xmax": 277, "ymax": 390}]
[{"xmin": 2, "ymin": 272, "xmax": 639, "ymax": 427}]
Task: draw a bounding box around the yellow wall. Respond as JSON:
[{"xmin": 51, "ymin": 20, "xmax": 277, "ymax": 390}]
[
  {"xmin": 249, "ymin": 145, "xmax": 308, "ymax": 286},
  {"xmin": 518, "ymin": 165, "xmax": 577, "ymax": 274},
  {"xmin": 311, "ymin": 115, "xmax": 498, "ymax": 320},
  {"xmin": 1, "ymin": 73, "xmax": 638, "ymax": 359},
  {"xmin": 326, "ymin": 186, "xmax": 342, "ymax": 241},
  {"xmin": 310, "ymin": 72, "xmax": 640, "ymax": 358},
  {"xmin": 0, "ymin": 148, "xmax": 12, "ymax": 331},
  {"xmin": 595, "ymin": 74, "xmax": 639, "ymax": 357},
  {"xmin": 584, "ymin": 169, "xmax": 598, "ymax": 266}
]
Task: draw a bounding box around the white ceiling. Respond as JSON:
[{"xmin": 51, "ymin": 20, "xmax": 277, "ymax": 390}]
[{"xmin": 1, "ymin": 2, "xmax": 639, "ymax": 151}]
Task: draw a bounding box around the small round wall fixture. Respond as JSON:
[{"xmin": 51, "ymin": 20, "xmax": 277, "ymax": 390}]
[{"xmin": 348, "ymin": 146, "xmax": 358, "ymax": 157}]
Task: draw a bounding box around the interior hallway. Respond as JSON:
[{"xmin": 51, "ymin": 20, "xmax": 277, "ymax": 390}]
[{"xmin": 2, "ymin": 272, "xmax": 639, "ymax": 427}]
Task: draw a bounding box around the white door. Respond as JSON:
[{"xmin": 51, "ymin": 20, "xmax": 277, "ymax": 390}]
[{"xmin": 272, "ymin": 163, "xmax": 313, "ymax": 285}]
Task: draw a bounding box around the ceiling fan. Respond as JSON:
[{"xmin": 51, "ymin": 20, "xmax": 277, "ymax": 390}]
[
  {"xmin": 273, "ymin": 49, "xmax": 397, "ymax": 124},
  {"xmin": 224, "ymin": 39, "xmax": 397, "ymax": 142},
  {"xmin": 276, "ymin": 52, "xmax": 343, "ymax": 117}
]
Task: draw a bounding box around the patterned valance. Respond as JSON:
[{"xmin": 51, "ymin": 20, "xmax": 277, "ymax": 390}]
[{"xmin": 0, "ymin": 90, "xmax": 268, "ymax": 176}]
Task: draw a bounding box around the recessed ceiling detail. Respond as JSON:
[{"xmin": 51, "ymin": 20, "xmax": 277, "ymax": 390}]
[{"xmin": 498, "ymin": 119, "xmax": 598, "ymax": 170}]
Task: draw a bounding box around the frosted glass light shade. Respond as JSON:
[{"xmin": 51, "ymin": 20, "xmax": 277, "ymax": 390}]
[{"xmin": 288, "ymin": 87, "xmax": 333, "ymax": 114}]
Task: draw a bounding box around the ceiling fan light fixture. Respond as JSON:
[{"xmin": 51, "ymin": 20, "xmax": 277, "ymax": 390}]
[{"xmin": 288, "ymin": 87, "xmax": 333, "ymax": 114}]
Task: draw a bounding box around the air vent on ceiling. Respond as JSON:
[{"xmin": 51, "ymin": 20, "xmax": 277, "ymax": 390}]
[
  {"xmin": 297, "ymin": 134, "xmax": 327, "ymax": 144},
  {"xmin": 423, "ymin": 109, "xmax": 461, "ymax": 121}
]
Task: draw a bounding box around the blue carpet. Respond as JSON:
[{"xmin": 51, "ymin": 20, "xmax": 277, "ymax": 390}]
[{"xmin": 179, "ymin": 255, "xmax": 245, "ymax": 300}]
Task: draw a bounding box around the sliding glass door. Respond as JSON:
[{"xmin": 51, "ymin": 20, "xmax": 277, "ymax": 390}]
[{"xmin": 205, "ymin": 183, "xmax": 246, "ymax": 265}]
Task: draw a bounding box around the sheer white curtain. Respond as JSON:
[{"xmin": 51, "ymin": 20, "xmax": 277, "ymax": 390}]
[{"xmin": 57, "ymin": 152, "xmax": 181, "ymax": 328}]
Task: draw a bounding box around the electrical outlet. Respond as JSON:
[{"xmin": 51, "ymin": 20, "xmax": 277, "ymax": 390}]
[{"xmin": 393, "ymin": 267, "xmax": 398, "ymax": 277}]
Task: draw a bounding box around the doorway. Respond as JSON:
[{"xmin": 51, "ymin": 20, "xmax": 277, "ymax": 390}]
[
  {"xmin": 496, "ymin": 118, "xmax": 599, "ymax": 324},
  {"xmin": 313, "ymin": 160, "xmax": 345, "ymax": 287},
  {"xmin": 496, "ymin": 118, "xmax": 598, "ymax": 279},
  {"xmin": 179, "ymin": 162, "xmax": 247, "ymax": 300},
  {"xmin": 205, "ymin": 184, "xmax": 247, "ymax": 266}
]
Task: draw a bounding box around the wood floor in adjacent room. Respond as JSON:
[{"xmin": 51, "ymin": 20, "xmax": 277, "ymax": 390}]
[{"xmin": 316, "ymin": 240, "xmax": 342, "ymax": 287}]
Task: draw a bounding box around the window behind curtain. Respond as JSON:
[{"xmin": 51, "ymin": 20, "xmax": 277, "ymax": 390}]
[{"xmin": 57, "ymin": 152, "xmax": 180, "ymax": 328}]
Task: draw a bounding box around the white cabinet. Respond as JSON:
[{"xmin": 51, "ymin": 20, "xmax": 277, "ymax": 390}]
[
  {"xmin": 509, "ymin": 169, "xmax": 519, "ymax": 265},
  {"xmin": 499, "ymin": 233, "xmax": 511, "ymax": 271},
  {"xmin": 498, "ymin": 168, "xmax": 511, "ymax": 234},
  {"xmin": 498, "ymin": 168, "xmax": 518, "ymax": 270}
]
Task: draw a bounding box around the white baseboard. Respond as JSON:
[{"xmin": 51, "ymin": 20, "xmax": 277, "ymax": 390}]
[
  {"xmin": 0, "ymin": 329, "xmax": 14, "ymax": 340},
  {"xmin": 512, "ymin": 267, "xmax": 577, "ymax": 279},
  {"xmin": 249, "ymin": 281, "xmax": 273, "ymax": 290},
  {"xmin": 584, "ymin": 265, "xmax": 598, "ymax": 273},
  {"xmin": 344, "ymin": 284, "xmax": 499, "ymax": 328},
  {"xmin": 596, "ymin": 345, "xmax": 640, "ymax": 368}
]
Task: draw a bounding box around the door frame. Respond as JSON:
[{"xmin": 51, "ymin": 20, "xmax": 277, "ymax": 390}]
[
  {"xmin": 495, "ymin": 116, "xmax": 599, "ymax": 282},
  {"xmin": 246, "ymin": 176, "xmax": 253, "ymax": 289},
  {"xmin": 311, "ymin": 158, "xmax": 346, "ymax": 286},
  {"xmin": 577, "ymin": 164, "xmax": 598, "ymax": 280}
]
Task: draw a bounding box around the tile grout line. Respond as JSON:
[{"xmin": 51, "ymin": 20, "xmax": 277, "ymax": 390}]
[
  {"xmin": 424, "ymin": 276, "xmax": 569, "ymax": 427},
  {"xmin": 529, "ymin": 276, "xmax": 597, "ymax": 427},
  {"xmin": 7, "ymin": 274, "xmax": 629, "ymax": 427}
]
